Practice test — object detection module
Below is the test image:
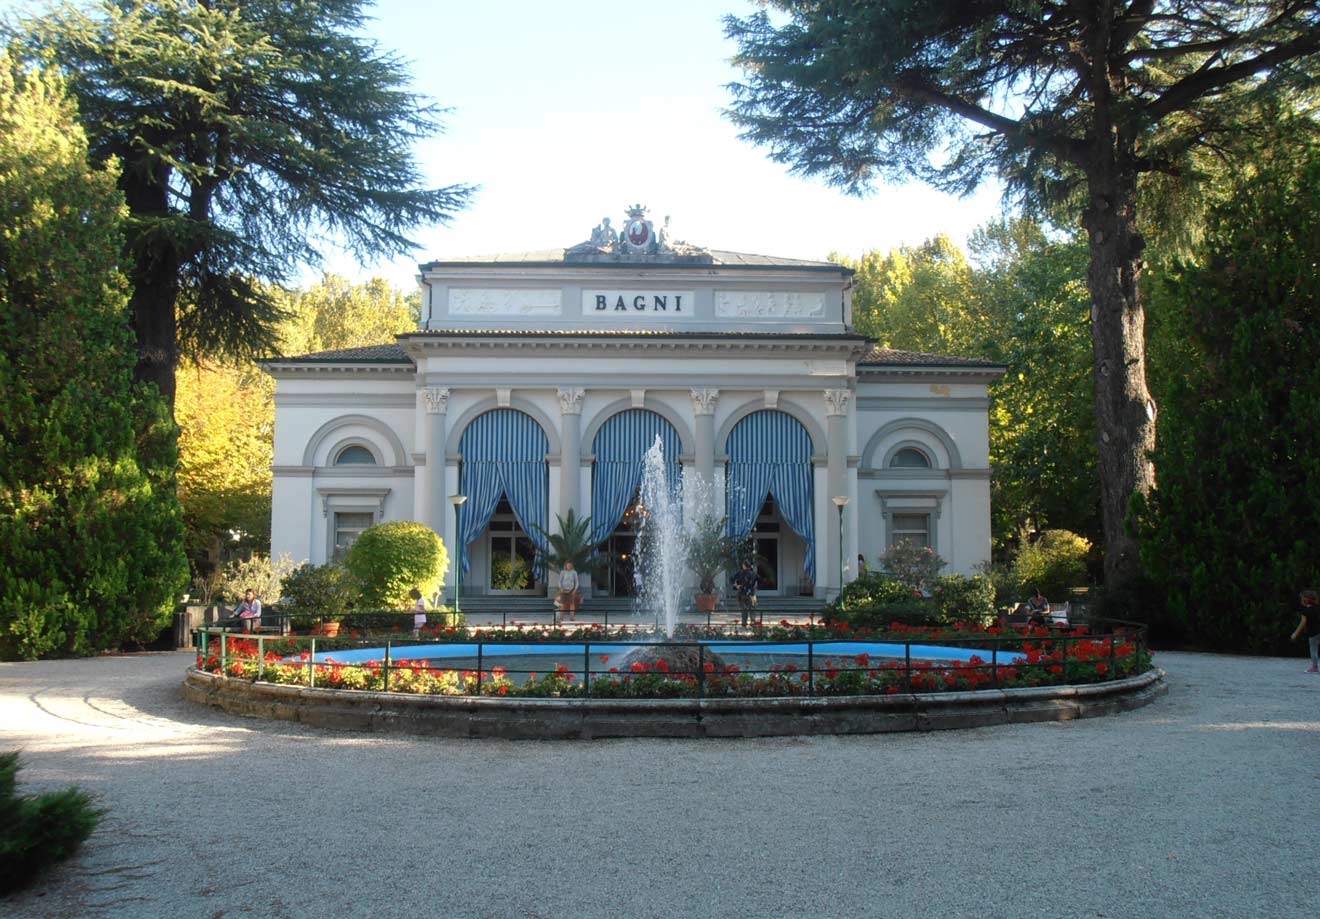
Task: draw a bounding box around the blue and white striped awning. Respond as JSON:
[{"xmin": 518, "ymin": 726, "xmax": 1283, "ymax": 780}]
[
  {"xmin": 456, "ymin": 409, "xmax": 549, "ymax": 574},
  {"xmin": 590, "ymin": 409, "xmax": 682, "ymax": 545},
  {"xmin": 726, "ymin": 410, "xmax": 815, "ymax": 575}
]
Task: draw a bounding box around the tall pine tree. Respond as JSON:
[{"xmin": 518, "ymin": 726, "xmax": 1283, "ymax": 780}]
[
  {"xmin": 0, "ymin": 52, "xmax": 187, "ymax": 660},
  {"xmin": 12, "ymin": 0, "xmax": 472, "ymax": 408}
]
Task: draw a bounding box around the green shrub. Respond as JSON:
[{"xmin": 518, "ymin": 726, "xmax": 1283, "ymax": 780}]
[
  {"xmin": 343, "ymin": 521, "xmax": 448, "ymax": 609},
  {"xmin": 0, "ymin": 751, "xmax": 102, "ymax": 894},
  {"xmin": 278, "ymin": 563, "xmax": 359, "ymax": 620},
  {"xmin": 0, "ymin": 58, "xmax": 187, "ymax": 660},
  {"xmin": 930, "ymin": 574, "xmax": 996, "ymax": 623},
  {"xmin": 879, "ymin": 542, "xmax": 946, "ymax": 592},
  {"xmin": 217, "ymin": 553, "xmax": 297, "ymax": 606},
  {"xmin": 1009, "ymin": 529, "xmax": 1091, "ymax": 601}
]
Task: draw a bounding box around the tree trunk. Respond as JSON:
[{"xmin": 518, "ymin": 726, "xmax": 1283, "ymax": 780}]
[
  {"xmin": 1082, "ymin": 161, "xmax": 1157, "ymax": 590},
  {"xmin": 122, "ymin": 166, "xmax": 181, "ymax": 411}
]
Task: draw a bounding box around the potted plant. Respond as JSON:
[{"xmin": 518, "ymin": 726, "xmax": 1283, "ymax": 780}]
[
  {"xmin": 278, "ymin": 562, "xmax": 359, "ymax": 637},
  {"xmin": 536, "ymin": 510, "xmax": 608, "ymax": 616},
  {"xmin": 683, "ymin": 514, "xmax": 742, "ymax": 612}
]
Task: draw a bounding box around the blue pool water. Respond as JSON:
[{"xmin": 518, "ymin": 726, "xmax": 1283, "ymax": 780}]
[{"xmin": 310, "ymin": 640, "xmax": 1025, "ymax": 669}]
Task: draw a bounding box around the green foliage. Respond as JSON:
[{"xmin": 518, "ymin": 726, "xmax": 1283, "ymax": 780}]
[
  {"xmin": 278, "ymin": 274, "xmax": 419, "ymax": 356},
  {"xmin": 0, "ymin": 751, "xmax": 102, "ymax": 894},
  {"xmin": 344, "ymin": 521, "xmax": 448, "ymax": 610},
  {"xmin": 490, "ymin": 556, "xmax": 531, "ymax": 591},
  {"xmin": 536, "ymin": 510, "xmax": 607, "ymax": 581},
  {"xmin": 1009, "ymin": 530, "xmax": 1092, "ymax": 602},
  {"xmin": 0, "ymin": 53, "xmax": 187, "ymax": 660},
  {"xmin": 879, "ymin": 542, "xmax": 946, "ymax": 593},
  {"xmin": 828, "ymin": 572, "xmax": 925, "ymax": 628},
  {"xmin": 12, "ymin": 0, "xmax": 472, "ymax": 403},
  {"xmin": 971, "ymin": 222, "xmax": 1099, "ymax": 543},
  {"xmin": 683, "ymin": 514, "xmax": 743, "ymax": 594},
  {"xmin": 726, "ymin": 1, "xmax": 1320, "ymax": 591},
  {"xmin": 216, "ymin": 553, "xmax": 296, "ymax": 606},
  {"xmin": 277, "ymin": 563, "xmax": 359, "ymax": 620},
  {"xmin": 930, "ymin": 574, "xmax": 996, "ymax": 624},
  {"xmin": 1140, "ymin": 147, "xmax": 1320, "ymax": 652}
]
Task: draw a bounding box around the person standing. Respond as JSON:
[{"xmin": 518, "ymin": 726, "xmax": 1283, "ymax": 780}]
[
  {"xmin": 732, "ymin": 561, "xmax": 759, "ymax": 627},
  {"xmin": 558, "ymin": 561, "xmax": 580, "ymax": 622},
  {"xmin": 235, "ymin": 588, "xmax": 261, "ymax": 633},
  {"xmin": 1290, "ymin": 589, "xmax": 1320, "ymax": 673},
  {"xmin": 410, "ymin": 587, "xmax": 427, "ymax": 638}
]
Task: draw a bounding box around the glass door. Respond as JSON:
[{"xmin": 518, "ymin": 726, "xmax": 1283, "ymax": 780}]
[
  {"xmin": 488, "ymin": 497, "xmax": 538, "ymax": 594},
  {"xmin": 603, "ymin": 495, "xmax": 642, "ymax": 597},
  {"xmin": 750, "ymin": 497, "xmax": 781, "ymax": 595}
]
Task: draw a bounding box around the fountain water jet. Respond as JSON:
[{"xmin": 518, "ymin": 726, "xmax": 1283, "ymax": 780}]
[{"xmin": 634, "ymin": 435, "xmax": 689, "ymax": 637}]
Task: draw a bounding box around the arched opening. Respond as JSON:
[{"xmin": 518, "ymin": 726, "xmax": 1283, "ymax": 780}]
[
  {"xmin": 456, "ymin": 409, "xmax": 550, "ymax": 593},
  {"xmin": 726, "ymin": 410, "xmax": 815, "ymax": 595},
  {"xmin": 590, "ymin": 409, "xmax": 681, "ymax": 598}
]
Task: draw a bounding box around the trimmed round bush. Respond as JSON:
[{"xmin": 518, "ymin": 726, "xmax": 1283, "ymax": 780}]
[{"xmin": 343, "ymin": 521, "xmax": 448, "ymax": 609}]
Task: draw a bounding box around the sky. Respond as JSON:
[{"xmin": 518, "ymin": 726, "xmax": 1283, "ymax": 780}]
[{"xmin": 4, "ymin": 0, "xmax": 1013, "ymax": 290}]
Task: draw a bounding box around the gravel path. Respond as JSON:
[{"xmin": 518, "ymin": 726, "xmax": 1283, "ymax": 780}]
[{"xmin": 0, "ymin": 650, "xmax": 1315, "ymax": 919}]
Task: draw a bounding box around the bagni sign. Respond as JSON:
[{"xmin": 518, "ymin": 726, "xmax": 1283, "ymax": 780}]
[{"xmin": 582, "ymin": 289, "xmax": 696, "ymax": 316}]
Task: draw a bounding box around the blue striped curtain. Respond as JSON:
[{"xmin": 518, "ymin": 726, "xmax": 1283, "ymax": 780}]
[
  {"xmin": 590, "ymin": 410, "xmax": 682, "ymax": 545},
  {"xmin": 725, "ymin": 411, "xmax": 815, "ymax": 575},
  {"xmin": 457, "ymin": 410, "xmax": 549, "ymax": 574}
]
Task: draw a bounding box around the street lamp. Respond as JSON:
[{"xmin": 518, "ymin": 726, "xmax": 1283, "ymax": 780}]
[
  {"xmin": 449, "ymin": 494, "xmax": 467, "ymax": 621},
  {"xmin": 832, "ymin": 496, "xmax": 850, "ymax": 598}
]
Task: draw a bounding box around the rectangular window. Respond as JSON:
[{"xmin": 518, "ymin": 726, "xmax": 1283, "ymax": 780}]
[
  {"xmin": 332, "ymin": 512, "xmax": 375, "ymax": 561},
  {"xmin": 892, "ymin": 513, "xmax": 931, "ymax": 548}
]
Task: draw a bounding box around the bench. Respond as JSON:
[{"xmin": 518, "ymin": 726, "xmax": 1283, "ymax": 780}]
[{"xmin": 1003, "ymin": 601, "xmax": 1071, "ymax": 628}]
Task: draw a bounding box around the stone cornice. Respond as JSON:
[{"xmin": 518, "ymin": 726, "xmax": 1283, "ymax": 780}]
[
  {"xmin": 399, "ymin": 334, "xmax": 873, "ymax": 363},
  {"xmin": 857, "ymin": 365, "xmax": 1006, "ymax": 384},
  {"xmin": 262, "ymin": 362, "xmax": 414, "ymax": 379}
]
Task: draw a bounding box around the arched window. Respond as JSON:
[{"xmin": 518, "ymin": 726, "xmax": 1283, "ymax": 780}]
[
  {"xmin": 889, "ymin": 447, "xmax": 931, "ymax": 468},
  {"xmin": 334, "ymin": 445, "xmax": 377, "ymax": 466}
]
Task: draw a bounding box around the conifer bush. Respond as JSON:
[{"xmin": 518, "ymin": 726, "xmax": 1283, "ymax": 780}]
[
  {"xmin": 1140, "ymin": 146, "xmax": 1320, "ymax": 652},
  {"xmin": 0, "ymin": 55, "xmax": 187, "ymax": 660},
  {"xmin": 343, "ymin": 521, "xmax": 448, "ymax": 609},
  {"xmin": 0, "ymin": 752, "xmax": 101, "ymax": 894}
]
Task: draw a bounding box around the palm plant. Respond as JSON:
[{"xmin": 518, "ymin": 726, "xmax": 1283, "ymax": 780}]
[
  {"xmin": 683, "ymin": 513, "xmax": 743, "ymax": 596},
  {"xmin": 535, "ymin": 510, "xmax": 608, "ymax": 580}
]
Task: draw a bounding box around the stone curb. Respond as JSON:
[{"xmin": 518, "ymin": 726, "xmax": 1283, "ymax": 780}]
[{"xmin": 182, "ymin": 666, "xmax": 1167, "ymax": 739}]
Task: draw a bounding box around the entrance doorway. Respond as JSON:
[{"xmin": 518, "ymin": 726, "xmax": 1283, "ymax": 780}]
[
  {"xmin": 749, "ymin": 497, "xmax": 781, "ymax": 596},
  {"xmin": 487, "ymin": 497, "xmax": 538, "ymax": 594},
  {"xmin": 602, "ymin": 495, "xmax": 642, "ymax": 598}
]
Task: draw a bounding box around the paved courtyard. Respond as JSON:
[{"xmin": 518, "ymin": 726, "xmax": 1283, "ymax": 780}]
[{"xmin": 0, "ymin": 650, "xmax": 1314, "ymax": 919}]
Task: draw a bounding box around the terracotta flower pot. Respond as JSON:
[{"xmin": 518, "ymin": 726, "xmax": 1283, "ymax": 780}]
[
  {"xmin": 316, "ymin": 621, "xmax": 341, "ymax": 638},
  {"xmin": 695, "ymin": 592, "xmax": 719, "ymax": 613}
]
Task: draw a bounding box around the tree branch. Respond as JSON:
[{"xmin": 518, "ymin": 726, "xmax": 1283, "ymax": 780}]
[
  {"xmin": 891, "ymin": 77, "xmax": 1088, "ymax": 167},
  {"xmin": 1146, "ymin": 25, "xmax": 1320, "ymax": 121}
]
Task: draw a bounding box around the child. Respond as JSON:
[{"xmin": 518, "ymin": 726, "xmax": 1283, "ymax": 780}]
[
  {"xmin": 410, "ymin": 587, "xmax": 427, "ymax": 638},
  {"xmin": 1289, "ymin": 589, "xmax": 1320, "ymax": 673}
]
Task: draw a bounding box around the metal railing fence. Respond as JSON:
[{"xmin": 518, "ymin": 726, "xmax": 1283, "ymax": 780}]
[{"xmin": 194, "ymin": 619, "xmax": 1149, "ymax": 699}]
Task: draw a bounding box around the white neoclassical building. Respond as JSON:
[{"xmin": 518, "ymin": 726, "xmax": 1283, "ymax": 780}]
[{"xmin": 265, "ymin": 208, "xmax": 1004, "ymax": 601}]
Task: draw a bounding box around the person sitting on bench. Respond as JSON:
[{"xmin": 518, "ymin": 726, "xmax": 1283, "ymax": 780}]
[{"xmin": 234, "ymin": 588, "xmax": 261, "ymax": 633}]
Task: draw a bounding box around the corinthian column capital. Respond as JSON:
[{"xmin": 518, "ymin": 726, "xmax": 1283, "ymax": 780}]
[
  {"xmin": 557, "ymin": 387, "xmax": 586, "ymax": 415},
  {"xmin": 689, "ymin": 388, "xmax": 720, "ymax": 416},
  {"xmin": 424, "ymin": 387, "xmax": 451, "ymax": 415},
  {"xmin": 823, "ymin": 388, "xmax": 852, "ymax": 417}
]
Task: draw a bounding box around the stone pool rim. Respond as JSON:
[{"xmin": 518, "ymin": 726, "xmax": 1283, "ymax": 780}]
[{"xmin": 182, "ymin": 665, "xmax": 1166, "ymax": 739}]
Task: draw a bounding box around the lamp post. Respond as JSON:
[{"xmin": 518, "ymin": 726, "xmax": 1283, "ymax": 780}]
[
  {"xmin": 449, "ymin": 494, "xmax": 467, "ymax": 621},
  {"xmin": 832, "ymin": 496, "xmax": 850, "ymax": 599}
]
